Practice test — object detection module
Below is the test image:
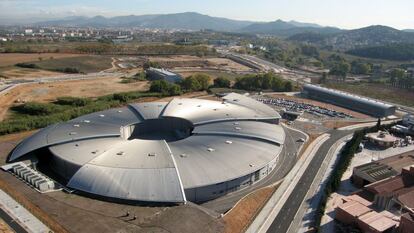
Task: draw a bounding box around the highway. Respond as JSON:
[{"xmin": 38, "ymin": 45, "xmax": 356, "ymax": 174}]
[
  {"xmin": 202, "ymin": 125, "xmax": 307, "ymax": 213},
  {"xmin": 266, "ymin": 129, "xmax": 352, "ymax": 233}
]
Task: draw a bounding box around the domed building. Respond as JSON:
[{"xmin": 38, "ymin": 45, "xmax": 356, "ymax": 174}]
[{"xmin": 8, "ymin": 93, "xmax": 285, "ymax": 203}]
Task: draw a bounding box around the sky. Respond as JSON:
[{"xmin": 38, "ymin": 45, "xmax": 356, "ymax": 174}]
[{"xmin": 0, "ymin": 0, "xmax": 413, "ymax": 29}]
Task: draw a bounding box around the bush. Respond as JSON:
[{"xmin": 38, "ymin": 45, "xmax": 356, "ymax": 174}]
[
  {"xmin": 234, "ymin": 73, "xmax": 293, "ymax": 91},
  {"xmin": 213, "ymin": 77, "xmax": 231, "ymax": 88},
  {"xmin": 11, "ymin": 102, "xmax": 63, "ymax": 115},
  {"xmin": 149, "ymin": 80, "xmax": 182, "ymax": 96},
  {"xmin": 179, "ymin": 73, "xmax": 211, "ymax": 92},
  {"xmin": 55, "ymin": 97, "xmax": 91, "ymax": 106},
  {"xmin": 53, "ymin": 67, "xmax": 81, "ymax": 74},
  {"xmin": 15, "ymin": 63, "xmax": 39, "ymax": 69}
]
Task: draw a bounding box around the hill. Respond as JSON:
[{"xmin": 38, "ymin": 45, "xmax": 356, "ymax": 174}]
[
  {"xmin": 35, "ymin": 12, "xmax": 253, "ymax": 31},
  {"xmin": 289, "ymin": 25, "xmax": 414, "ymax": 50},
  {"xmin": 239, "ymin": 20, "xmax": 341, "ymax": 37},
  {"xmin": 347, "ymin": 43, "xmax": 414, "ymax": 61}
]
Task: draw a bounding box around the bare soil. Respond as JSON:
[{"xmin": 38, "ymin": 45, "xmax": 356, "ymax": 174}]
[
  {"xmin": 0, "ymin": 78, "xmax": 149, "ymax": 121},
  {"xmin": 0, "ymin": 53, "xmax": 80, "ymax": 67},
  {"xmin": 223, "ymin": 185, "xmax": 278, "ymax": 233},
  {"xmin": 0, "ymin": 67, "xmax": 62, "ymax": 79}
]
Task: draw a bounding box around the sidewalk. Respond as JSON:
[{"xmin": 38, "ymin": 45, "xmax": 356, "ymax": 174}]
[
  {"xmin": 0, "ymin": 189, "xmax": 50, "ymax": 233},
  {"xmin": 246, "ymin": 133, "xmax": 330, "ymax": 233},
  {"xmin": 289, "ymin": 134, "xmax": 352, "ymax": 233}
]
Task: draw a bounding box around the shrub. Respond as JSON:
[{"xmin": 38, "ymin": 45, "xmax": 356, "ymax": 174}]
[
  {"xmin": 15, "ymin": 63, "xmax": 39, "ymax": 69},
  {"xmin": 213, "ymin": 77, "xmax": 231, "ymax": 88},
  {"xmin": 11, "ymin": 102, "xmax": 63, "ymax": 115},
  {"xmin": 55, "ymin": 97, "xmax": 91, "ymax": 106}
]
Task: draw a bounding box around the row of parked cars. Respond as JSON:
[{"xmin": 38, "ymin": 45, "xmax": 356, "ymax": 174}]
[{"xmin": 256, "ymin": 97, "xmax": 353, "ymax": 119}]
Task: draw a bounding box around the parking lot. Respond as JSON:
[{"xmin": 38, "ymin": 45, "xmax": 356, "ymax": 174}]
[{"xmin": 255, "ymin": 96, "xmax": 353, "ymax": 119}]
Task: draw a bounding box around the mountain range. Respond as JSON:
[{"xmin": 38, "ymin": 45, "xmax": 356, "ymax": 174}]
[
  {"xmin": 32, "ymin": 12, "xmax": 414, "ymax": 51},
  {"xmin": 35, "ymin": 12, "xmax": 337, "ymax": 34},
  {"xmin": 35, "ymin": 12, "xmax": 253, "ymax": 31}
]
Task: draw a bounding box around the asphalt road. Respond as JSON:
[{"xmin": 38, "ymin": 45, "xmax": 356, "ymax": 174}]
[
  {"xmin": 267, "ymin": 129, "xmax": 352, "ymax": 233},
  {"xmin": 0, "ymin": 207, "xmax": 28, "ymax": 233},
  {"xmin": 202, "ymin": 125, "xmax": 306, "ymax": 213}
]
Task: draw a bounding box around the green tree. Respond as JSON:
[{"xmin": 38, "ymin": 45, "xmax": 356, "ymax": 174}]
[
  {"xmin": 320, "ymin": 72, "xmax": 328, "ymax": 84},
  {"xmin": 213, "ymin": 77, "xmax": 231, "ymax": 88},
  {"xmin": 329, "ymin": 62, "xmax": 351, "ymax": 81},
  {"xmin": 150, "ymin": 80, "xmax": 169, "ymax": 93},
  {"xmin": 168, "ymin": 84, "xmax": 182, "ymax": 96}
]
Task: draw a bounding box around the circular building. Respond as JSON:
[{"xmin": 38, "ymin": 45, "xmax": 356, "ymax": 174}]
[{"xmin": 8, "ymin": 93, "xmax": 285, "ymax": 203}]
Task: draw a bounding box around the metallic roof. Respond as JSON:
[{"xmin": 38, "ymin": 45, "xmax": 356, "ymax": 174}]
[
  {"xmin": 9, "ymin": 93, "xmax": 283, "ymax": 203},
  {"xmin": 303, "ymin": 84, "xmax": 396, "ymax": 110}
]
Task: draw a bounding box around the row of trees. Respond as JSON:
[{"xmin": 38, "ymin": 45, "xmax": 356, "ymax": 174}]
[
  {"xmin": 234, "ymin": 73, "xmax": 293, "ymax": 91},
  {"xmin": 149, "ymin": 73, "xmax": 212, "ymax": 96},
  {"xmin": 389, "ymin": 68, "xmax": 414, "ymax": 90}
]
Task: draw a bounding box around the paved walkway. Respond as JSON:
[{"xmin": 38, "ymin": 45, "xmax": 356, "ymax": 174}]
[
  {"xmin": 291, "ymin": 135, "xmax": 351, "ymax": 233},
  {"xmin": 0, "ymin": 189, "xmax": 50, "ymax": 233},
  {"xmin": 246, "ymin": 133, "xmax": 330, "ymax": 233}
]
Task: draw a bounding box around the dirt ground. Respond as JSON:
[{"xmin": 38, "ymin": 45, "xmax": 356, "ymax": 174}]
[
  {"xmin": 0, "ymin": 53, "xmax": 80, "ymax": 67},
  {"xmin": 223, "ymin": 185, "xmax": 278, "ymax": 233},
  {"xmin": 149, "ymin": 55, "xmax": 252, "ymax": 72},
  {"xmin": 0, "ymin": 67, "xmax": 62, "ymax": 79},
  {"xmin": 0, "ymin": 219, "xmax": 13, "ymax": 233},
  {"xmin": 0, "ymin": 77, "xmax": 150, "ymax": 121},
  {"xmin": 267, "ymin": 93, "xmax": 371, "ymax": 119}
]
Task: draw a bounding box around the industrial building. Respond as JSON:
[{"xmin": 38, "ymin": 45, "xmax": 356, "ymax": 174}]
[
  {"xmin": 302, "ymin": 84, "xmax": 396, "ymax": 118},
  {"xmin": 146, "ymin": 67, "xmax": 182, "ymax": 83},
  {"xmin": 366, "ymin": 131, "xmax": 398, "ymax": 149},
  {"xmin": 352, "ymin": 153, "xmax": 414, "ymax": 188},
  {"xmin": 7, "ymin": 93, "xmax": 285, "ymax": 204},
  {"xmin": 336, "ymin": 165, "xmax": 414, "ymax": 233}
]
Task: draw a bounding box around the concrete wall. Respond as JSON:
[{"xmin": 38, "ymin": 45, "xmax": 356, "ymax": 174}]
[{"xmin": 185, "ymin": 155, "xmax": 279, "ymax": 202}]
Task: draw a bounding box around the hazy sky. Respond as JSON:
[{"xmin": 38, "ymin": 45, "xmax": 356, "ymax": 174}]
[{"xmin": 0, "ymin": 0, "xmax": 413, "ymax": 29}]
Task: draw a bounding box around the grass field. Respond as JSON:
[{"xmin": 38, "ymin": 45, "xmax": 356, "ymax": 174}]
[
  {"xmin": 0, "ymin": 53, "xmax": 80, "ymax": 67},
  {"xmin": 32, "ymin": 55, "xmax": 113, "ymax": 73},
  {"xmin": 325, "ymin": 83, "xmax": 414, "ymax": 107}
]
